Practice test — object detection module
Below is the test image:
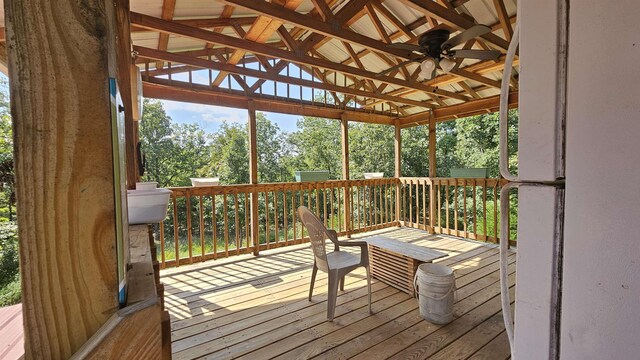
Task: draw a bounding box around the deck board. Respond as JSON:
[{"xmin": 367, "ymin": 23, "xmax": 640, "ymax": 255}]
[{"xmin": 161, "ymin": 228, "xmax": 515, "ymax": 359}]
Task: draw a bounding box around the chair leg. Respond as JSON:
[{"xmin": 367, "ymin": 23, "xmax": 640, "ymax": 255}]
[
  {"xmin": 365, "ymin": 265, "xmax": 373, "ymax": 314},
  {"xmin": 309, "ymin": 265, "xmax": 318, "ymax": 301},
  {"xmin": 327, "ymin": 272, "xmax": 340, "ymax": 321},
  {"xmin": 339, "ymin": 275, "xmax": 345, "ymax": 291}
]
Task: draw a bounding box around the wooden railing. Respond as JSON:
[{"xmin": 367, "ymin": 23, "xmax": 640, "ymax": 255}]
[
  {"xmin": 157, "ymin": 179, "xmax": 398, "ymax": 268},
  {"xmin": 399, "ymin": 177, "xmax": 515, "ymax": 244},
  {"xmin": 156, "ymin": 177, "xmax": 516, "ymax": 268}
]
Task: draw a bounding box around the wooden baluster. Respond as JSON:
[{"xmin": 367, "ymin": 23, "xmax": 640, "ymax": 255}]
[
  {"xmin": 454, "ymin": 180, "xmax": 459, "ymax": 237},
  {"xmin": 315, "ymin": 185, "xmax": 320, "ymax": 221},
  {"xmin": 350, "ymin": 182, "xmax": 355, "ymax": 230},
  {"xmin": 245, "ymin": 192, "xmax": 250, "ymax": 251},
  {"xmin": 493, "ymin": 183, "xmax": 498, "ymax": 243},
  {"xmin": 292, "ymin": 190, "xmax": 297, "ymax": 244},
  {"xmin": 422, "ymin": 180, "xmax": 427, "ymax": 229},
  {"xmin": 212, "ymin": 191, "xmax": 217, "ymax": 259},
  {"xmin": 323, "ymin": 187, "xmax": 328, "ymax": 228},
  {"xmin": 338, "ymin": 186, "xmax": 343, "ymax": 233},
  {"xmin": 373, "ymin": 182, "xmax": 378, "ymax": 226},
  {"xmin": 368, "ymin": 183, "xmax": 373, "ymax": 230},
  {"xmin": 283, "ymin": 190, "xmax": 288, "ymax": 246},
  {"xmin": 445, "ymin": 182, "xmax": 450, "ymax": 234},
  {"xmin": 472, "ymin": 179, "xmax": 477, "ymax": 239},
  {"xmin": 438, "ymin": 180, "xmax": 442, "ymax": 234},
  {"xmin": 265, "ymin": 191, "xmax": 270, "ymax": 249},
  {"xmin": 300, "ymin": 189, "xmax": 304, "ymax": 240},
  {"xmin": 463, "ymin": 180, "xmax": 468, "ymax": 239},
  {"xmin": 483, "ymin": 180, "xmax": 487, "ymax": 241},
  {"xmin": 234, "ymin": 192, "xmax": 240, "ymax": 255},
  {"xmin": 274, "ymin": 190, "xmax": 279, "ymax": 246},
  {"xmin": 159, "ymin": 221, "xmax": 165, "ymax": 269},
  {"xmin": 172, "ymin": 192, "xmax": 179, "ymax": 266},
  {"xmin": 199, "ymin": 195, "xmax": 205, "ymax": 261},
  {"xmin": 186, "ymin": 189, "xmax": 193, "ymax": 263},
  {"xmin": 223, "ymin": 191, "xmax": 229, "ymax": 258},
  {"xmin": 356, "ymin": 185, "xmax": 361, "ymax": 231},
  {"xmin": 330, "ymin": 185, "xmax": 335, "ymax": 230},
  {"xmin": 379, "ymin": 181, "xmax": 384, "ymax": 226}
]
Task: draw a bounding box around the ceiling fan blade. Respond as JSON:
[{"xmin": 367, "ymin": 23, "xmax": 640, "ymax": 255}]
[
  {"xmin": 449, "ymin": 49, "xmax": 502, "ymax": 60},
  {"xmin": 388, "ymin": 43, "xmax": 423, "ymax": 52},
  {"xmin": 376, "ymin": 58, "xmax": 421, "ymax": 77},
  {"xmin": 442, "ymin": 24, "xmax": 492, "ymax": 49}
]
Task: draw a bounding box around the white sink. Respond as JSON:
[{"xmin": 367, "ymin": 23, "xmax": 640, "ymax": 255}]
[{"xmin": 127, "ymin": 188, "xmax": 171, "ymax": 224}]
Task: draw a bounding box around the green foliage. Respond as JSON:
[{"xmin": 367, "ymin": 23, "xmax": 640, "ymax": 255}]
[
  {"xmin": 140, "ymin": 99, "xmax": 212, "ymax": 187},
  {"xmin": 0, "ymin": 274, "xmax": 21, "ymax": 307},
  {"xmin": 288, "ymin": 117, "xmax": 342, "ymax": 179},
  {"xmin": 0, "ymin": 79, "xmax": 15, "ymax": 222},
  {"xmin": 0, "ymin": 221, "xmax": 20, "ymax": 306},
  {"xmin": 436, "ymin": 110, "xmax": 519, "ymax": 178}
]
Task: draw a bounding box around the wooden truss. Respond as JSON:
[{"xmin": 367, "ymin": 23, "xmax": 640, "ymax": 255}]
[{"xmin": 128, "ymin": 0, "xmax": 519, "ymax": 126}]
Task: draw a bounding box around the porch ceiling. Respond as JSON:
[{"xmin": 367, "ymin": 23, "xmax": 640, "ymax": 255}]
[{"xmin": 0, "ymin": 0, "xmax": 519, "ymax": 125}]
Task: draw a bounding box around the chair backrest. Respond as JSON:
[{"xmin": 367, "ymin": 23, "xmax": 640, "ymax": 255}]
[{"xmin": 297, "ymin": 206, "xmax": 332, "ymax": 272}]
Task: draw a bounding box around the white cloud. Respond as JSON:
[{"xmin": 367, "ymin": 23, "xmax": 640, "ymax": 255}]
[{"xmin": 161, "ymin": 100, "xmax": 248, "ymax": 123}]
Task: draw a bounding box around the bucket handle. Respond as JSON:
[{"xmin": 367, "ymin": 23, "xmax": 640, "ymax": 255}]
[{"xmin": 413, "ymin": 271, "xmax": 457, "ymax": 301}]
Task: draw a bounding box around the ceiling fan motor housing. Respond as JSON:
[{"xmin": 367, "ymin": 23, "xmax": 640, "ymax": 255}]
[{"xmin": 418, "ymin": 29, "xmax": 451, "ymax": 58}]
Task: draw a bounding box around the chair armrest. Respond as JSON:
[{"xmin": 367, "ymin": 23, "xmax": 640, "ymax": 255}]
[
  {"xmin": 334, "ymin": 240, "xmax": 369, "ymax": 263},
  {"xmin": 327, "ymin": 229, "xmax": 340, "ymax": 251}
]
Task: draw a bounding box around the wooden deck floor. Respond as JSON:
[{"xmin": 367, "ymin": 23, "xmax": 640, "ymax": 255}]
[{"xmin": 161, "ymin": 228, "xmax": 516, "ymax": 360}]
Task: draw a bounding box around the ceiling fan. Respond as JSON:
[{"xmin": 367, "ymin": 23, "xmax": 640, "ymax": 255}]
[{"xmin": 378, "ymin": 25, "xmax": 502, "ymax": 80}]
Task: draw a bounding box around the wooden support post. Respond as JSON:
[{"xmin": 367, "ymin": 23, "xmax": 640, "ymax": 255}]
[
  {"xmin": 115, "ymin": 0, "xmax": 137, "ymax": 189},
  {"xmin": 428, "ymin": 111, "xmax": 437, "ymax": 233},
  {"xmin": 248, "ymin": 100, "xmax": 260, "ymax": 255},
  {"xmin": 5, "ymin": 0, "xmax": 125, "ymax": 357},
  {"xmin": 394, "ymin": 118, "xmax": 402, "ymax": 226},
  {"xmin": 341, "ymin": 114, "xmax": 351, "ymax": 237}
]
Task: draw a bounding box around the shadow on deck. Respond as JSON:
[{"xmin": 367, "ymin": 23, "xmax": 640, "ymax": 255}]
[{"xmin": 160, "ymin": 227, "xmax": 515, "ymax": 360}]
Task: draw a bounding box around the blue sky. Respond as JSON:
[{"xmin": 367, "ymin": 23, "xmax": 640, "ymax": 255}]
[
  {"xmin": 155, "ymin": 62, "xmax": 327, "ymax": 134},
  {"xmin": 160, "ymin": 99, "xmax": 302, "ymax": 134}
]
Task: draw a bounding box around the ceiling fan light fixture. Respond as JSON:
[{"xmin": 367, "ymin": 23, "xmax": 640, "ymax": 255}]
[
  {"xmin": 419, "ymin": 58, "xmax": 436, "ymax": 78},
  {"xmin": 439, "ymin": 58, "xmax": 456, "ymax": 73}
]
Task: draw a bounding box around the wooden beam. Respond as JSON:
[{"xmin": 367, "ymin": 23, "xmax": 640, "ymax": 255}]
[
  {"xmin": 212, "ymin": 1, "xmax": 303, "ymax": 87},
  {"xmin": 131, "ymin": 17, "xmax": 257, "ymax": 32},
  {"xmin": 135, "ymin": 46, "xmax": 432, "ymax": 108},
  {"xmin": 400, "ymin": 0, "xmax": 511, "ymax": 51},
  {"xmin": 142, "ymin": 79, "xmax": 397, "ymax": 124},
  {"xmin": 310, "ymin": 0, "xmax": 335, "ymax": 22},
  {"xmin": 156, "ymin": 0, "xmax": 177, "ymax": 69},
  {"xmin": 493, "ymin": 0, "xmax": 513, "ymax": 41},
  {"xmin": 130, "ymin": 12, "xmax": 469, "ymax": 101},
  {"xmin": 449, "ymin": 68, "xmax": 502, "ymax": 89},
  {"xmin": 217, "ymin": 0, "xmax": 411, "ymax": 60},
  {"xmin": 5, "ymin": 0, "xmax": 123, "ymax": 356},
  {"xmin": 400, "ymin": 92, "xmax": 519, "ymax": 127}
]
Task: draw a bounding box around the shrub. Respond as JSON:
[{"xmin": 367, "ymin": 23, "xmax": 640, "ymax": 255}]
[
  {"xmin": 0, "ymin": 221, "xmax": 19, "ymax": 292},
  {"xmin": 0, "ymin": 274, "xmax": 20, "ymax": 306}
]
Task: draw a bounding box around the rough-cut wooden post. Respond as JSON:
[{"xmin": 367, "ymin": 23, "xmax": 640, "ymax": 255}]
[
  {"xmin": 341, "ymin": 114, "xmax": 351, "ymax": 237},
  {"xmin": 428, "ymin": 111, "xmax": 437, "ymax": 233},
  {"xmin": 5, "ymin": 0, "xmax": 124, "ymax": 357},
  {"xmin": 248, "ymin": 100, "xmax": 260, "ymax": 255},
  {"xmin": 394, "ymin": 118, "xmax": 402, "ymax": 226}
]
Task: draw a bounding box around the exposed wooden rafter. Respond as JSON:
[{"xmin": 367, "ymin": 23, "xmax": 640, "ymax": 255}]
[
  {"xmin": 130, "ymin": 12, "xmax": 469, "ymax": 101},
  {"xmin": 143, "ymin": 79, "xmax": 397, "ymax": 125},
  {"xmin": 134, "ymin": 45, "xmax": 433, "ymax": 108}
]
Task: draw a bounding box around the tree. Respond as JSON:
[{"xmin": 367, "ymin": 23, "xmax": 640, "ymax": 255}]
[
  {"xmin": 0, "ymin": 78, "xmax": 15, "ymax": 221},
  {"xmin": 139, "ymin": 99, "xmax": 212, "ymax": 187},
  {"xmin": 288, "ymin": 117, "xmax": 342, "ymax": 179}
]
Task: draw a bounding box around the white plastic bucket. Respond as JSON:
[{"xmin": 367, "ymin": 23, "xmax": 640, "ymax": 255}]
[{"xmin": 414, "ymin": 263, "xmax": 456, "ymax": 325}]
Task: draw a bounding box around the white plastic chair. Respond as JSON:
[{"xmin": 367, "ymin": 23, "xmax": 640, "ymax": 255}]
[{"xmin": 297, "ymin": 206, "xmax": 372, "ymax": 321}]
